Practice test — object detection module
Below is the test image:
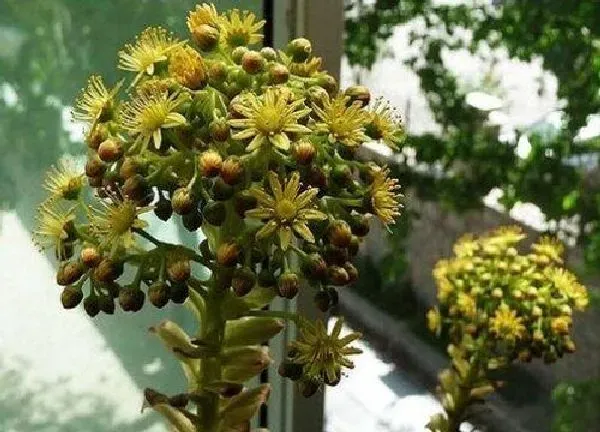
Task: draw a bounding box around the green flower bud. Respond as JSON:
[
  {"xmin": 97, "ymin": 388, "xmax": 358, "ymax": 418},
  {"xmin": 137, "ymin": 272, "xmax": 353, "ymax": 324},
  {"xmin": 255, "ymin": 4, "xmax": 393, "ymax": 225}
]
[
  {"xmin": 148, "ymin": 281, "xmax": 170, "ymax": 308},
  {"xmin": 344, "ymin": 85, "xmax": 371, "ymax": 107},
  {"xmin": 56, "ymin": 261, "xmax": 85, "ymax": 286},
  {"xmin": 182, "ymin": 210, "xmax": 203, "ymax": 232},
  {"xmin": 231, "ymin": 46, "xmax": 249, "ymax": 64},
  {"xmin": 328, "ymin": 220, "xmax": 353, "ymax": 248},
  {"xmin": 93, "ymin": 258, "xmax": 123, "ymax": 283},
  {"xmin": 269, "ymin": 63, "xmax": 290, "ymax": 84},
  {"xmin": 278, "ymin": 272, "xmax": 300, "ymax": 299},
  {"xmin": 260, "ymin": 47, "xmax": 277, "ymax": 61},
  {"xmin": 98, "ymin": 294, "xmax": 115, "ymax": 315},
  {"xmin": 119, "ymin": 287, "xmax": 145, "ymax": 312},
  {"xmin": 169, "ymin": 282, "xmax": 189, "ymax": 304},
  {"xmin": 224, "ymin": 316, "xmax": 285, "ymax": 347},
  {"xmin": 241, "ymin": 50, "xmax": 265, "ymax": 74},
  {"xmin": 119, "ymin": 157, "xmax": 144, "ymax": 180},
  {"xmin": 348, "ymin": 236, "xmax": 360, "ymax": 256},
  {"xmin": 233, "ymin": 192, "xmax": 257, "ymax": 217},
  {"xmin": 208, "ymin": 61, "xmax": 228, "ymax": 84},
  {"xmin": 192, "ymin": 24, "xmax": 220, "ymax": 51},
  {"xmin": 323, "ymin": 244, "xmax": 349, "ymax": 265},
  {"xmin": 212, "ymin": 177, "xmax": 235, "ymax": 201},
  {"xmin": 293, "ymin": 140, "xmax": 316, "ymax": 165},
  {"xmin": 61, "ymin": 285, "xmax": 83, "ymax": 309},
  {"xmin": 154, "ymin": 197, "xmax": 173, "ymax": 221},
  {"xmin": 209, "ymin": 118, "xmax": 230, "ymax": 142},
  {"xmin": 172, "ymin": 188, "xmax": 196, "ymax": 215},
  {"xmin": 199, "ymin": 239, "xmax": 213, "ymax": 260},
  {"xmin": 303, "ymin": 253, "xmax": 328, "ymax": 282},
  {"xmin": 350, "ymin": 215, "xmax": 370, "ymax": 237},
  {"xmin": 83, "ymin": 295, "xmax": 100, "ymax": 317},
  {"xmin": 344, "ymin": 262, "xmax": 359, "ymax": 284},
  {"xmin": 232, "ymin": 267, "xmax": 257, "ymax": 297},
  {"xmin": 287, "ymin": 38, "xmax": 312, "ymax": 62},
  {"xmin": 203, "ymin": 201, "xmax": 227, "ymax": 226},
  {"xmin": 85, "ymin": 155, "xmax": 107, "ymax": 178},
  {"xmin": 97, "ymin": 138, "xmax": 123, "ymax": 162},
  {"xmin": 86, "ymin": 124, "xmax": 108, "ymax": 150},
  {"xmin": 278, "ymin": 361, "xmax": 303, "ymax": 381},
  {"xmin": 328, "ymin": 265, "xmax": 350, "ymax": 286},
  {"xmin": 122, "ymin": 174, "xmax": 150, "ymax": 203},
  {"xmin": 314, "ymin": 290, "xmax": 331, "ymax": 312}
]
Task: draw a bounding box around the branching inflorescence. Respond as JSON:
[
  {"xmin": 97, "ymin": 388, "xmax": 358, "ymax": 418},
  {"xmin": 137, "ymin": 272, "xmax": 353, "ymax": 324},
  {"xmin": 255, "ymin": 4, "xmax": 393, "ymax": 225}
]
[
  {"xmin": 33, "ymin": 3, "xmax": 404, "ymax": 431},
  {"xmin": 426, "ymin": 226, "xmax": 588, "ymax": 432}
]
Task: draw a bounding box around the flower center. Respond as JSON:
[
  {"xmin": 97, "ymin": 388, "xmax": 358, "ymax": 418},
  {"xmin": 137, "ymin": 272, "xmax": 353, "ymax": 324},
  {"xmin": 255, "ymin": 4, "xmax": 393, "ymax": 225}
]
[
  {"xmin": 140, "ymin": 104, "xmax": 168, "ymax": 131},
  {"xmin": 275, "ymin": 199, "xmax": 297, "ymax": 221},
  {"xmin": 112, "ymin": 203, "xmax": 137, "ymax": 234},
  {"xmin": 256, "ymin": 107, "xmax": 283, "ymax": 134}
]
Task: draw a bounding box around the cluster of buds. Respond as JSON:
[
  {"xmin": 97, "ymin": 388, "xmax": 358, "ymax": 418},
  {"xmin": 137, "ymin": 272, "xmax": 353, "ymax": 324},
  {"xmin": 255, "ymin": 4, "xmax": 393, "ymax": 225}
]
[
  {"xmin": 426, "ymin": 226, "xmax": 588, "ymax": 432},
  {"xmin": 33, "ymin": 3, "xmax": 403, "ymax": 431}
]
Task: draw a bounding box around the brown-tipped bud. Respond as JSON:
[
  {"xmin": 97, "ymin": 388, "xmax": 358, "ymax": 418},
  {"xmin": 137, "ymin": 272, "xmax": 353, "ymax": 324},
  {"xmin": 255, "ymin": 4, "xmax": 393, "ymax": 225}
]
[
  {"xmin": 93, "ymin": 258, "xmax": 123, "ymax": 283},
  {"xmin": 182, "ymin": 210, "xmax": 203, "ymax": 232},
  {"xmin": 167, "ymin": 259, "xmax": 191, "ymax": 283},
  {"xmin": 241, "ymin": 50, "xmax": 265, "ymax": 74},
  {"xmin": 260, "ymin": 47, "xmax": 277, "ymax": 61},
  {"xmin": 170, "ymin": 282, "xmax": 190, "ymax": 304},
  {"xmin": 208, "ymin": 61, "xmax": 228, "ymax": 84},
  {"xmin": 328, "ymin": 220, "xmax": 353, "ymax": 248},
  {"xmin": 278, "ymin": 272, "xmax": 300, "ymax": 299},
  {"xmin": 168, "ymin": 393, "xmax": 189, "ymax": 408},
  {"xmin": 287, "ymin": 38, "xmax": 312, "ymax": 62},
  {"xmin": 331, "ymin": 164, "xmax": 352, "ymax": 187},
  {"xmin": 232, "ymin": 267, "xmax": 257, "ymax": 297},
  {"xmin": 119, "ymin": 287, "xmax": 145, "ymax": 312},
  {"xmin": 345, "ymin": 85, "xmax": 371, "ymax": 107},
  {"xmin": 154, "ymin": 197, "xmax": 173, "ymax": 221},
  {"xmin": 212, "ymin": 177, "xmax": 234, "ymax": 201},
  {"xmin": 217, "ymin": 242, "xmax": 240, "ymax": 267},
  {"xmin": 314, "ymin": 290, "xmax": 331, "ymax": 312},
  {"xmin": 350, "ymin": 215, "xmax": 370, "ymax": 237},
  {"xmin": 86, "ymin": 125, "xmax": 108, "ymax": 150},
  {"xmin": 57, "ymin": 261, "xmax": 85, "ymax": 286},
  {"xmin": 269, "ymin": 63, "xmax": 290, "ymax": 84},
  {"xmin": 306, "ymin": 166, "xmax": 327, "ymax": 189},
  {"xmin": 323, "ymin": 244, "xmax": 349, "ymax": 265},
  {"xmin": 233, "ymin": 192, "xmax": 257, "ymax": 217},
  {"xmin": 319, "ymin": 74, "xmax": 338, "ymax": 94},
  {"xmin": 97, "ymin": 138, "xmax": 123, "ymax": 162},
  {"xmin": 348, "ymin": 236, "xmax": 360, "ymax": 257},
  {"xmin": 329, "ymin": 265, "xmax": 350, "ymax": 286},
  {"xmin": 220, "ymin": 157, "xmax": 244, "ymax": 185},
  {"xmin": 148, "ymin": 281, "xmax": 170, "ymax": 308},
  {"xmin": 299, "ymin": 378, "xmax": 320, "ymax": 398},
  {"xmin": 209, "ymin": 118, "xmax": 230, "ymax": 142},
  {"xmin": 343, "ymin": 262, "xmax": 359, "ymax": 284},
  {"xmin": 203, "ymin": 201, "xmax": 227, "ymax": 226},
  {"xmin": 85, "ymin": 155, "xmax": 107, "ymax": 178},
  {"xmin": 81, "ymin": 246, "xmax": 102, "ymax": 268},
  {"xmin": 122, "ymin": 174, "xmax": 150, "ymax": 203},
  {"xmin": 119, "ymin": 157, "xmax": 142, "ymax": 180},
  {"xmin": 278, "ymin": 361, "xmax": 303, "ymax": 381},
  {"xmin": 98, "ymin": 294, "xmax": 115, "ymax": 315},
  {"xmin": 303, "ymin": 253, "xmax": 328, "ymax": 281},
  {"xmin": 83, "ymin": 295, "xmax": 100, "ymax": 317},
  {"xmin": 171, "ymin": 188, "xmax": 196, "ymax": 215},
  {"xmin": 61, "ymin": 285, "xmax": 83, "ymax": 309},
  {"xmin": 293, "ymin": 140, "xmax": 316, "ymax": 165},
  {"xmin": 199, "ymin": 150, "xmax": 223, "ymax": 177},
  {"xmin": 324, "ymin": 368, "xmax": 341, "ymax": 387},
  {"xmin": 192, "ymin": 24, "xmax": 219, "ymax": 51}
]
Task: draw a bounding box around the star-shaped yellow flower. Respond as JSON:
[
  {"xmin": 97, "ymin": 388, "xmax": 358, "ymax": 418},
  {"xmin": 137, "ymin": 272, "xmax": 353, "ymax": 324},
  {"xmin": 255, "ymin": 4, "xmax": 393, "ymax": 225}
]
[
  {"xmin": 489, "ymin": 303, "xmax": 525, "ymax": 342},
  {"xmin": 245, "ymin": 171, "xmax": 326, "ymax": 250},
  {"xmin": 312, "ymin": 94, "xmax": 369, "ymax": 148}
]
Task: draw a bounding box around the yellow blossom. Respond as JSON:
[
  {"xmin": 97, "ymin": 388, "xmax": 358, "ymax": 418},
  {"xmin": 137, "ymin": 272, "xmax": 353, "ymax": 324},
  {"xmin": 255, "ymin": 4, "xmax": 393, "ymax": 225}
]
[
  {"xmin": 365, "ymin": 98, "xmax": 404, "ymax": 149},
  {"xmin": 187, "ymin": 3, "xmax": 220, "ymax": 31},
  {"xmin": 33, "ymin": 200, "xmax": 76, "ymax": 259},
  {"xmin": 43, "ymin": 159, "xmax": 84, "ymax": 201},
  {"xmin": 453, "ymin": 234, "xmax": 479, "ymax": 257},
  {"xmin": 89, "ymin": 198, "xmax": 149, "ymax": 251},
  {"xmin": 229, "ymin": 88, "xmax": 311, "ymax": 153},
  {"xmin": 551, "ymin": 316, "xmax": 572, "ymax": 335},
  {"xmin": 546, "ymin": 267, "xmax": 589, "ymax": 310},
  {"xmin": 489, "ymin": 304, "xmax": 525, "ymax": 341},
  {"xmin": 218, "ymin": 9, "xmax": 265, "ymax": 47},
  {"xmin": 72, "ymin": 75, "xmax": 122, "ymax": 127},
  {"xmin": 118, "ymin": 27, "xmax": 182, "ymax": 76},
  {"xmin": 368, "ymin": 167, "xmax": 402, "ymax": 225},
  {"xmin": 457, "ymin": 292, "xmax": 477, "ymax": 318},
  {"xmin": 245, "ymin": 171, "xmax": 326, "ymax": 250},
  {"xmin": 532, "ymin": 236, "xmax": 564, "ymax": 264},
  {"xmin": 290, "ymin": 318, "xmax": 362, "ymax": 384},
  {"xmin": 312, "ymin": 94, "xmax": 369, "ymax": 148},
  {"xmin": 120, "ymin": 86, "xmax": 187, "ymax": 149},
  {"xmin": 427, "ymin": 308, "xmax": 442, "ymax": 336}
]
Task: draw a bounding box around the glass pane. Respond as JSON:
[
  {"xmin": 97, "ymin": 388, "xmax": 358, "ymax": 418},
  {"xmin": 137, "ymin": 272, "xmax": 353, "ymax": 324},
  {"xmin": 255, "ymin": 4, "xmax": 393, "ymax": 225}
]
[{"xmin": 0, "ymin": 2, "xmax": 262, "ymax": 431}]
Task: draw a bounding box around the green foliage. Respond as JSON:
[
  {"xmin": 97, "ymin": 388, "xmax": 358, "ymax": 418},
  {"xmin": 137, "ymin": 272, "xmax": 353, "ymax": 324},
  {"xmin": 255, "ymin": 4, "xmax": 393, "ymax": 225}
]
[{"xmin": 552, "ymin": 380, "xmax": 600, "ymax": 432}]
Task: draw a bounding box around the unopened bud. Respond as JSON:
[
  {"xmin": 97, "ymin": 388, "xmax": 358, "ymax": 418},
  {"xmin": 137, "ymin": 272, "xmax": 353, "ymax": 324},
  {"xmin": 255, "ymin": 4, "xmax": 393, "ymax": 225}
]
[
  {"xmin": 122, "ymin": 174, "xmax": 150, "ymax": 203},
  {"xmin": 220, "ymin": 157, "xmax": 244, "ymax": 185},
  {"xmin": 287, "ymin": 38, "xmax": 312, "ymax": 62},
  {"xmin": 81, "ymin": 247, "xmax": 101, "ymax": 268},
  {"xmin": 203, "ymin": 201, "xmax": 227, "ymax": 226},
  {"xmin": 169, "ymin": 282, "xmax": 189, "ymax": 304},
  {"xmin": 192, "ymin": 24, "xmax": 219, "ymax": 51},
  {"xmin": 208, "ymin": 61, "xmax": 228, "ymax": 84},
  {"xmin": 293, "ymin": 140, "xmax": 316, "ymax": 165},
  {"xmin": 171, "ymin": 188, "xmax": 196, "ymax": 215},
  {"xmin": 148, "ymin": 281, "xmax": 170, "ymax": 308},
  {"xmin": 328, "ymin": 220, "xmax": 353, "ymax": 248},
  {"xmin": 85, "ymin": 155, "xmax": 107, "ymax": 178},
  {"xmin": 303, "ymin": 253, "xmax": 328, "ymax": 281},
  {"xmin": 269, "ymin": 64, "xmax": 289, "ymax": 84},
  {"xmin": 231, "ymin": 46, "xmax": 248, "ymax": 64},
  {"xmin": 97, "ymin": 138, "xmax": 123, "ymax": 162},
  {"xmin": 278, "ymin": 272, "xmax": 300, "ymax": 299},
  {"xmin": 61, "ymin": 285, "xmax": 83, "ymax": 309},
  {"xmin": 329, "ymin": 265, "xmax": 350, "ymax": 286},
  {"xmin": 98, "ymin": 294, "xmax": 115, "ymax": 315},
  {"xmin": 209, "ymin": 118, "xmax": 230, "ymax": 142},
  {"xmin": 199, "ymin": 150, "xmax": 223, "ymax": 177},
  {"xmin": 154, "ymin": 197, "xmax": 173, "ymax": 221},
  {"xmin": 299, "ymin": 378, "xmax": 319, "ymax": 398},
  {"xmin": 57, "ymin": 261, "xmax": 85, "ymax": 286},
  {"xmin": 232, "ymin": 267, "xmax": 257, "ymax": 297},
  {"xmin": 167, "ymin": 259, "xmax": 191, "ymax": 283},
  {"xmin": 182, "ymin": 210, "xmax": 203, "ymax": 232},
  {"xmin": 83, "ymin": 295, "xmax": 100, "ymax": 317},
  {"xmin": 345, "ymin": 85, "xmax": 371, "ymax": 107},
  {"xmin": 241, "ymin": 50, "xmax": 265, "ymax": 74},
  {"xmin": 313, "ymin": 290, "xmax": 330, "ymax": 312},
  {"xmin": 93, "ymin": 258, "xmax": 123, "ymax": 283},
  {"xmin": 343, "ymin": 262, "xmax": 359, "ymax": 284},
  {"xmin": 217, "ymin": 242, "xmax": 240, "ymax": 267},
  {"xmin": 119, "ymin": 287, "xmax": 145, "ymax": 312},
  {"xmin": 260, "ymin": 47, "xmax": 277, "ymax": 61}
]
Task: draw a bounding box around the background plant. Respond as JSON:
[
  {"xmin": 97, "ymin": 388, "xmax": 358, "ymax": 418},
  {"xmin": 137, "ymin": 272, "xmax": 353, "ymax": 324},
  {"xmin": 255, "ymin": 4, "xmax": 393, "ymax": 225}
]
[
  {"xmin": 425, "ymin": 226, "xmax": 588, "ymax": 432},
  {"xmin": 33, "ymin": 3, "xmax": 404, "ymax": 431}
]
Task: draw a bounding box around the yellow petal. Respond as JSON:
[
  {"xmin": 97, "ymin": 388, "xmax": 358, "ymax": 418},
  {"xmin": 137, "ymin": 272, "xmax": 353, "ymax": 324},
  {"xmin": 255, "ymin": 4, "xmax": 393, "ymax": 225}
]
[
  {"xmin": 267, "ymin": 172, "xmax": 283, "ymax": 201},
  {"xmin": 298, "ymin": 208, "xmax": 327, "ymax": 221},
  {"xmin": 270, "ymin": 133, "xmax": 290, "ymax": 151},
  {"xmin": 292, "ymin": 222, "xmax": 314, "ymax": 243},
  {"xmin": 152, "ymin": 129, "xmax": 162, "ymax": 149},
  {"xmin": 256, "ymin": 220, "xmax": 278, "ymax": 240},
  {"xmin": 245, "ymin": 208, "xmax": 275, "ymax": 220},
  {"xmin": 284, "ymin": 172, "xmax": 300, "ymax": 200},
  {"xmin": 294, "ymin": 188, "xmax": 318, "ymax": 209}
]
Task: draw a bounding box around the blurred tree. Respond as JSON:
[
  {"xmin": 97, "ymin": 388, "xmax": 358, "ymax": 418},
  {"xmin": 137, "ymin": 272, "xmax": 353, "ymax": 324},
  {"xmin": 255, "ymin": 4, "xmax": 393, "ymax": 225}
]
[{"xmin": 345, "ymin": 0, "xmax": 600, "ymax": 266}]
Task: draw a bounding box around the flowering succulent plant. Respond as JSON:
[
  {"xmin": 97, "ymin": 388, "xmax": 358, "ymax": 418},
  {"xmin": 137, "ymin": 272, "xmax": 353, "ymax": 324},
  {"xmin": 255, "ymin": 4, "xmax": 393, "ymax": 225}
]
[
  {"xmin": 426, "ymin": 226, "xmax": 588, "ymax": 432},
  {"xmin": 32, "ymin": 3, "xmax": 403, "ymax": 431}
]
